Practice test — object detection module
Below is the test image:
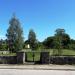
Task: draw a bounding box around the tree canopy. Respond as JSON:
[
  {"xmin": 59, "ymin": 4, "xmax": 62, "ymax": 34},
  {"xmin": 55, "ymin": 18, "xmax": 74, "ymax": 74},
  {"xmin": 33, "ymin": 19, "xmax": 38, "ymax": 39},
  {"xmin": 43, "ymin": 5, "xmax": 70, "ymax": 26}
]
[
  {"xmin": 28, "ymin": 29, "xmax": 38, "ymax": 50},
  {"xmin": 6, "ymin": 15, "xmax": 24, "ymax": 52}
]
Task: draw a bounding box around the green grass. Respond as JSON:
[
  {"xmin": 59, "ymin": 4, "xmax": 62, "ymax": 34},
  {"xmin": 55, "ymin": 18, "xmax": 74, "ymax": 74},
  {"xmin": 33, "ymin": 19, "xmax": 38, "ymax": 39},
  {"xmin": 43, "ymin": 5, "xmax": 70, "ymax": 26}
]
[
  {"xmin": 0, "ymin": 53, "xmax": 16, "ymax": 56},
  {"xmin": 26, "ymin": 49, "xmax": 75, "ymax": 61},
  {"xmin": 62, "ymin": 49, "xmax": 75, "ymax": 55},
  {"xmin": 27, "ymin": 52, "xmax": 40, "ymax": 61},
  {"xmin": 49, "ymin": 49, "xmax": 75, "ymax": 55}
]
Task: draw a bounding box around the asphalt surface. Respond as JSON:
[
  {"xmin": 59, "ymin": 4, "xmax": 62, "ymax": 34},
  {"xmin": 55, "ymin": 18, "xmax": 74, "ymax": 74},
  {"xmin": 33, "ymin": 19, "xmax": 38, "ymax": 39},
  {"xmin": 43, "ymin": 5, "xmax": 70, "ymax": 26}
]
[{"xmin": 0, "ymin": 69, "xmax": 75, "ymax": 75}]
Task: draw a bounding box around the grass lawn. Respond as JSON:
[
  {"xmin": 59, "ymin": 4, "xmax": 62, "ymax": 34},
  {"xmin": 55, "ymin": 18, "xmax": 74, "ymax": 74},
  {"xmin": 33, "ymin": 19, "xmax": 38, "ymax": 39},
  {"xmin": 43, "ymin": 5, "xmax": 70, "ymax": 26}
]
[
  {"xmin": 0, "ymin": 53, "xmax": 16, "ymax": 56},
  {"xmin": 62, "ymin": 49, "xmax": 75, "ymax": 55},
  {"xmin": 27, "ymin": 52, "xmax": 40, "ymax": 61},
  {"xmin": 50, "ymin": 49, "xmax": 75, "ymax": 55},
  {"xmin": 26, "ymin": 49, "xmax": 75, "ymax": 61}
]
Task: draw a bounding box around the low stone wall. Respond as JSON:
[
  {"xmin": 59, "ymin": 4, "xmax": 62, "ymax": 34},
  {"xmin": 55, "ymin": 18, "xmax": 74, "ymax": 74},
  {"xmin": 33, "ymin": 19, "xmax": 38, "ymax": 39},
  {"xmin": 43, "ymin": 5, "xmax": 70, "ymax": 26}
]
[
  {"xmin": 40, "ymin": 51, "xmax": 75, "ymax": 65},
  {"xmin": 0, "ymin": 51, "xmax": 75, "ymax": 65},
  {"xmin": 0, "ymin": 56, "xmax": 17, "ymax": 64},
  {"xmin": 0, "ymin": 52, "xmax": 26, "ymax": 64},
  {"xmin": 50, "ymin": 56, "xmax": 75, "ymax": 65},
  {"xmin": 17, "ymin": 52, "xmax": 25, "ymax": 64},
  {"xmin": 40, "ymin": 52, "xmax": 49, "ymax": 64}
]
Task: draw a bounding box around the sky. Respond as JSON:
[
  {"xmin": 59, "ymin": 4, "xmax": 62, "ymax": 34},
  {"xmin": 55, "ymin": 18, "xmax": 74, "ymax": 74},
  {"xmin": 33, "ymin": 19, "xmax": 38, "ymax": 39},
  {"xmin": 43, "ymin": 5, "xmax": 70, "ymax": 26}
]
[{"xmin": 0, "ymin": 0, "xmax": 75, "ymax": 41}]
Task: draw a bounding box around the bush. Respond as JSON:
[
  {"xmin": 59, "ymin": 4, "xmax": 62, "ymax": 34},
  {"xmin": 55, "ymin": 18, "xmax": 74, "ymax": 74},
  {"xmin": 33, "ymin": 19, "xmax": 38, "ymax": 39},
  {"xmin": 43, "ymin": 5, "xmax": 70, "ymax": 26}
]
[{"xmin": 68, "ymin": 44, "xmax": 75, "ymax": 50}]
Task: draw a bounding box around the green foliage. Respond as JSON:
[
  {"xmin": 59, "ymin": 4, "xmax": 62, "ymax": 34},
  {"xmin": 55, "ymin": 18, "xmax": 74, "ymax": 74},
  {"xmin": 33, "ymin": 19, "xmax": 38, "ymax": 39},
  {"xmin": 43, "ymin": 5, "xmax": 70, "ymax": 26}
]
[
  {"xmin": 53, "ymin": 38, "xmax": 62, "ymax": 55},
  {"xmin": 67, "ymin": 39, "xmax": 75, "ymax": 50},
  {"xmin": 43, "ymin": 28, "xmax": 70, "ymax": 50},
  {"xmin": 53, "ymin": 28, "xmax": 70, "ymax": 55},
  {"xmin": 61, "ymin": 33, "xmax": 70, "ymax": 49},
  {"xmin": 36, "ymin": 42, "xmax": 45, "ymax": 50},
  {"xmin": 6, "ymin": 15, "xmax": 24, "ymax": 52},
  {"xmin": 27, "ymin": 52, "xmax": 40, "ymax": 61},
  {"xmin": 68, "ymin": 44, "xmax": 75, "ymax": 50},
  {"xmin": 0, "ymin": 44, "xmax": 7, "ymax": 51},
  {"xmin": 0, "ymin": 39, "xmax": 8, "ymax": 50},
  {"xmin": 43, "ymin": 36, "xmax": 55, "ymax": 49},
  {"xmin": 70, "ymin": 39, "xmax": 75, "ymax": 44},
  {"xmin": 0, "ymin": 53, "xmax": 16, "ymax": 56},
  {"xmin": 28, "ymin": 29, "xmax": 38, "ymax": 62},
  {"xmin": 28, "ymin": 29, "xmax": 38, "ymax": 50},
  {"xmin": 54, "ymin": 28, "xmax": 65, "ymax": 55},
  {"xmin": 62, "ymin": 49, "xmax": 75, "ymax": 55}
]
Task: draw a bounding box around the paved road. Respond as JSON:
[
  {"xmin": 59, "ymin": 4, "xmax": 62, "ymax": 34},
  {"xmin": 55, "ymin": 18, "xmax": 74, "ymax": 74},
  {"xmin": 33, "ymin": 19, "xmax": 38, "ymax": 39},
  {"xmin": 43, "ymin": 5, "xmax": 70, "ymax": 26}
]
[{"xmin": 0, "ymin": 69, "xmax": 75, "ymax": 75}]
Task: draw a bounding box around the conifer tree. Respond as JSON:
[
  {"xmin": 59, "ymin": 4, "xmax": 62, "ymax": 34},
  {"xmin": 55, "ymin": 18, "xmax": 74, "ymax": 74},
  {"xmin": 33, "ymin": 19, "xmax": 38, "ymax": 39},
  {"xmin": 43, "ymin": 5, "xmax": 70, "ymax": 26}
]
[{"xmin": 6, "ymin": 15, "xmax": 24, "ymax": 52}]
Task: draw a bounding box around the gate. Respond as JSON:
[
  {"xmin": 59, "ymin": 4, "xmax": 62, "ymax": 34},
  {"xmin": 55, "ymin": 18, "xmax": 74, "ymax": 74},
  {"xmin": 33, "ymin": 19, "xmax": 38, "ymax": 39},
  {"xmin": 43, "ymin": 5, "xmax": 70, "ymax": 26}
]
[
  {"xmin": 17, "ymin": 51, "xmax": 50, "ymax": 64},
  {"xmin": 25, "ymin": 51, "xmax": 41, "ymax": 64}
]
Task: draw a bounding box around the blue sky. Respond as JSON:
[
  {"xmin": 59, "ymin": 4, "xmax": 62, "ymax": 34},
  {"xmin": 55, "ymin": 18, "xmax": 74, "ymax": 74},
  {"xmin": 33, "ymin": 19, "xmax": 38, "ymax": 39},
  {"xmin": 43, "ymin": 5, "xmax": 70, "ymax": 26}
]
[{"xmin": 0, "ymin": 0, "xmax": 75, "ymax": 41}]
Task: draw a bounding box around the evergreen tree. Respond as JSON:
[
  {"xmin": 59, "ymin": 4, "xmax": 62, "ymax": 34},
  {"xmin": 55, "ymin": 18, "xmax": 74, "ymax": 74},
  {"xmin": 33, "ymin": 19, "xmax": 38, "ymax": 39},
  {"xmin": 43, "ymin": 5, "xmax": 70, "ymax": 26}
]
[
  {"xmin": 28, "ymin": 29, "xmax": 37, "ymax": 62},
  {"xmin": 28, "ymin": 29, "xmax": 37, "ymax": 50},
  {"xmin": 6, "ymin": 15, "xmax": 24, "ymax": 52}
]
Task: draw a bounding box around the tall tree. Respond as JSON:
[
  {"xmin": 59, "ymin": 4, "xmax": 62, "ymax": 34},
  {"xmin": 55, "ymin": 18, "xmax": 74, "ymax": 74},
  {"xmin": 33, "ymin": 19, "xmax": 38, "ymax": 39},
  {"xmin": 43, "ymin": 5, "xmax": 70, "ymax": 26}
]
[
  {"xmin": 28, "ymin": 29, "xmax": 37, "ymax": 62},
  {"xmin": 54, "ymin": 28, "xmax": 65, "ymax": 55},
  {"xmin": 6, "ymin": 15, "xmax": 24, "ymax": 52},
  {"xmin": 28, "ymin": 29, "xmax": 37, "ymax": 50}
]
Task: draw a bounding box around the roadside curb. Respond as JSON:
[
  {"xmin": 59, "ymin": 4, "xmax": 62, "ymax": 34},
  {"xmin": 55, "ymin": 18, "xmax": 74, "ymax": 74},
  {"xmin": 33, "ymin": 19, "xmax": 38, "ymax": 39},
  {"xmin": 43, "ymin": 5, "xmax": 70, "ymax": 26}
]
[{"xmin": 0, "ymin": 65, "xmax": 75, "ymax": 71}]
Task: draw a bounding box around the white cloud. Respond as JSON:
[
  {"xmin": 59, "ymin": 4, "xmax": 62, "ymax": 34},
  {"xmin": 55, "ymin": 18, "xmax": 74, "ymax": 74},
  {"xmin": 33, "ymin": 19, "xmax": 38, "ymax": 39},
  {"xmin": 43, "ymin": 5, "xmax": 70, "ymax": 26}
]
[{"xmin": 0, "ymin": 35, "xmax": 6, "ymax": 40}]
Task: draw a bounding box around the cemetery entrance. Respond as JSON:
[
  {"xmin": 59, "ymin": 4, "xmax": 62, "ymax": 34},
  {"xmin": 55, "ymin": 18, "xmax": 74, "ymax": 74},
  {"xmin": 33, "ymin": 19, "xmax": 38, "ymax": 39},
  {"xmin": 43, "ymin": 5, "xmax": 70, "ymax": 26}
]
[
  {"xmin": 17, "ymin": 51, "xmax": 50, "ymax": 64},
  {"xmin": 25, "ymin": 51, "xmax": 41, "ymax": 64},
  {"xmin": 25, "ymin": 51, "xmax": 50, "ymax": 64}
]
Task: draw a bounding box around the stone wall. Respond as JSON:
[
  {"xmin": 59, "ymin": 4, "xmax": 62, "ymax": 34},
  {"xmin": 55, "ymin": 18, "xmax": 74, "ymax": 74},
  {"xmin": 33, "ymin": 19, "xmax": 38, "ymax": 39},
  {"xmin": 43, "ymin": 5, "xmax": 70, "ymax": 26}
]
[
  {"xmin": 40, "ymin": 52, "xmax": 49, "ymax": 64},
  {"xmin": 0, "ymin": 51, "xmax": 75, "ymax": 65},
  {"xmin": 40, "ymin": 52, "xmax": 75, "ymax": 65},
  {"xmin": 17, "ymin": 52, "xmax": 25, "ymax": 64},
  {"xmin": 50, "ymin": 56, "xmax": 75, "ymax": 64},
  {"xmin": 0, "ymin": 56, "xmax": 17, "ymax": 64},
  {"xmin": 0, "ymin": 52, "xmax": 26, "ymax": 64}
]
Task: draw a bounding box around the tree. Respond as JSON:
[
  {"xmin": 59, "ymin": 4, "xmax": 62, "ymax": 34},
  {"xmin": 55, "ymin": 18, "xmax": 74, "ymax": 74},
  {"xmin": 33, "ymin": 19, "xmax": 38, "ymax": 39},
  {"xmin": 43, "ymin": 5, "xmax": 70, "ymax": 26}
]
[
  {"xmin": 6, "ymin": 15, "xmax": 24, "ymax": 52},
  {"xmin": 55, "ymin": 29, "xmax": 70, "ymax": 49},
  {"xmin": 43, "ymin": 36, "xmax": 55, "ymax": 49},
  {"xmin": 68, "ymin": 39, "xmax": 75, "ymax": 50},
  {"xmin": 28, "ymin": 29, "xmax": 37, "ymax": 62},
  {"xmin": 0, "ymin": 39, "xmax": 8, "ymax": 50},
  {"xmin": 61, "ymin": 34, "xmax": 70, "ymax": 49},
  {"xmin": 28, "ymin": 29, "xmax": 37, "ymax": 50},
  {"xmin": 54, "ymin": 28, "xmax": 65, "ymax": 55},
  {"xmin": 37, "ymin": 42, "xmax": 45, "ymax": 50}
]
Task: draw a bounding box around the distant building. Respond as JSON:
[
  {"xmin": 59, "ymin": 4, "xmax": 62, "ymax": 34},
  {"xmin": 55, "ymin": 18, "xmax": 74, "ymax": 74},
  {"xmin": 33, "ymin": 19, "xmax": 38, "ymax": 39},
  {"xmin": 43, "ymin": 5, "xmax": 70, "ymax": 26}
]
[{"xmin": 25, "ymin": 44, "xmax": 30, "ymax": 49}]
